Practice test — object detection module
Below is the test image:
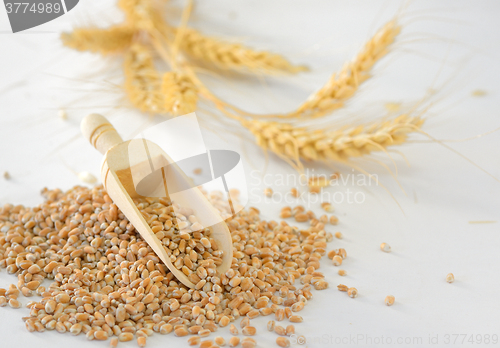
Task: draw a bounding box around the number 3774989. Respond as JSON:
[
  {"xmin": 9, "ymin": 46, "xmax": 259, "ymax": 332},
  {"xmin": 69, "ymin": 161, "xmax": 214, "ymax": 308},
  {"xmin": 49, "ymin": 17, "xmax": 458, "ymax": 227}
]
[{"xmin": 5, "ymin": 2, "xmax": 62, "ymax": 14}]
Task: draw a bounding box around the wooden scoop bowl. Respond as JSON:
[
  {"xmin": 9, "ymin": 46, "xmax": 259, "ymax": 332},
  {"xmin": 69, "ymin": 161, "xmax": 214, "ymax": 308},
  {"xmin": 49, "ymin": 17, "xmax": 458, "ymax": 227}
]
[{"xmin": 81, "ymin": 113, "xmax": 233, "ymax": 288}]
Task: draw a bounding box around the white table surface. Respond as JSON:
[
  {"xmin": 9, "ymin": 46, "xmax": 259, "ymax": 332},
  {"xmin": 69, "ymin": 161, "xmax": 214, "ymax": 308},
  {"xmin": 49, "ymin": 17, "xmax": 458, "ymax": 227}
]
[{"xmin": 1, "ymin": 1, "xmax": 499, "ymax": 347}]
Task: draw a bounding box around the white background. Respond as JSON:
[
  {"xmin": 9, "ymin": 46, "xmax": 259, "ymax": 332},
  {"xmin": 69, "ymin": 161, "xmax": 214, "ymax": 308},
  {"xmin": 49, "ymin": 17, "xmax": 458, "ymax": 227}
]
[{"xmin": 0, "ymin": 1, "xmax": 500, "ymax": 347}]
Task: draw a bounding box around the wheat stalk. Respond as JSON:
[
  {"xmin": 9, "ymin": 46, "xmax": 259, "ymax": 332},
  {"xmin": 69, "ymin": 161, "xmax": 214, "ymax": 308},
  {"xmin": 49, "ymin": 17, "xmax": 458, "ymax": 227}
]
[
  {"xmin": 61, "ymin": 25, "xmax": 135, "ymax": 55},
  {"xmin": 288, "ymin": 20, "xmax": 401, "ymax": 119},
  {"xmin": 124, "ymin": 43, "xmax": 165, "ymax": 113},
  {"xmin": 161, "ymin": 71, "xmax": 198, "ymax": 115},
  {"xmin": 178, "ymin": 27, "xmax": 307, "ymax": 74},
  {"xmin": 244, "ymin": 114, "xmax": 423, "ymax": 168},
  {"xmin": 62, "ymin": 2, "xmax": 420, "ymax": 172}
]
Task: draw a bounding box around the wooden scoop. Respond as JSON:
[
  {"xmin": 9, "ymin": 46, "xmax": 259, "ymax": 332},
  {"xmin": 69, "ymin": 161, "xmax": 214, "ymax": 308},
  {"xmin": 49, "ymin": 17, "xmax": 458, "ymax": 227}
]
[{"xmin": 81, "ymin": 113, "xmax": 233, "ymax": 288}]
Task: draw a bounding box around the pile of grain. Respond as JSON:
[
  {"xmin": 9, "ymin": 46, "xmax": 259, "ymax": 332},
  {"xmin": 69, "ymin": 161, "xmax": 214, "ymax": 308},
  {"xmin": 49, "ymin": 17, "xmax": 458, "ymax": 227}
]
[{"xmin": 0, "ymin": 185, "xmax": 335, "ymax": 346}]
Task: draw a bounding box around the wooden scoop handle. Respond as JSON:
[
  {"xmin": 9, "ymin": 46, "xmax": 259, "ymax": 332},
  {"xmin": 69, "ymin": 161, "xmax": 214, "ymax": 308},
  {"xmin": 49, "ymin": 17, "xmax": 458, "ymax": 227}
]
[{"xmin": 81, "ymin": 114, "xmax": 123, "ymax": 155}]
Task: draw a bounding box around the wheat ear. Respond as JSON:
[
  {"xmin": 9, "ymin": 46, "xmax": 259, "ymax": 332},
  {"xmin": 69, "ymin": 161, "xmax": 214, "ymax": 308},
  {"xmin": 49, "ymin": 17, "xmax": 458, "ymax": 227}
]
[
  {"xmin": 289, "ymin": 20, "xmax": 401, "ymax": 118},
  {"xmin": 245, "ymin": 114, "xmax": 423, "ymax": 168},
  {"xmin": 61, "ymin": 25, "xmax": 135, "ymax": 55},
  {"xmin": 161, "ymin": 72, "xmax": 198, "ymax": 115},
  {"xmin": 124, "ymin": 43, "xmax": 165, "ymax": 113},
  {"xmin": 118, "ymin": 0, "xmax": 167, "ymax": 32},
  {"xmin": 178, "ymin": 27, "xmax": 307, "ymax": 74}
]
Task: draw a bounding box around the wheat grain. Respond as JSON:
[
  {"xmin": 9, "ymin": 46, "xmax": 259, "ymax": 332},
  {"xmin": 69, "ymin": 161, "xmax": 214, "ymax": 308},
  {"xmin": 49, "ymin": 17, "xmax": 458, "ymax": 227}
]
[
  {"xmin": 332, "ymin": 255, "xmax": 342, "ymax": 266},
  {"xmin": 289, "ymin": 20, "xmax": 401, "ymax": 118},
  {"xmin": 61, "ymin": 25, "xmax": 135, "ymax": 55},
  {"xmin": 229, "ymin": 337, "xmax": 240, "ymax": 347},
  {"xmin": 124, "ymin": 43, "xmax": 165, "ymax": 113},
  {"xmin": 330, "ymin": 215, "xmax": 339, "ymax": 225},
  {"xmin": 276, "ymin": 337, "xmax": 291, "ymax": 347},
  {"xmin": 161, "ymin": 71, "xmax": 198, "ymax": 115},
  {"xmin": 241, "ymin": 338, "xmax": 257, "ymax": 348},
  {"xmin": 179, "ymin": 27, "xmax": 307, "ymax": 74},
  {"xmin": 348, "ymin": 287, "xmax": 358, "ymax": 298},
  {"xmin": 242, "ymin": 326, "xmax": 257, "ymax": 336},
  {"xmin": 380, "ymin": 242, "xmax": 391, "ymax": 252},
  {"xmin": 385, "ymin": 295, "xmax": 395, "ymax": 306},
  {"xmin": 214, "ymin": 336, "xmax": 226, "ymax": 346}
]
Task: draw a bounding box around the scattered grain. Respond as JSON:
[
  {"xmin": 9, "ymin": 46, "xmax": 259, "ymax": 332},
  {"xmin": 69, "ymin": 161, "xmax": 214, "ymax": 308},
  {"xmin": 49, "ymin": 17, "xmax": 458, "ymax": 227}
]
[
  {"xmin": 229, "ymin": 337, "xmax": 240, "ymax": 347},
  {"xmin": 332, "ymin": 255, "xmax": 342, "ymax": 266},
  {"xmin": 198, "ymin": 329, "xmax": 211, "ymax": 337},
  {"xmin": 174, "ymin": 326, "xmax": 188, "ymax": 337},
  {"xmin": 321, "ymin": 202, "xmax": 333, "ymax": 212},
  {"xmin": 229, "ymin": 324, "xmax": 238, "ymax": 335},
  {"xmin": 274, "ymin": 325, "xmax": 286, "ymax": 336},
  {"xmin": 337, "ymin": 248, "xmax": 347, "ymax": 259},
  {"xmin": 119, "ymin": 333, "xmax": 134, "ymax": 342},
  {"xmin": 385, "ymin": 295, "xmax": 395, "ymax": 306},
  {"xmin": 337, "ymin": 284, "xmax": 348, "ymax": 292},
  {"xmin": 267, "ymin": 320, "xmax": 275, "ymax": 332},
  {"xmin": 242, "ymin": 326, "xmax": 256, "ymax": 336},
  {"xmin": 348, "ymin": 287, "xmax": 358, "ymax": 298},
  {"xmin": 188, "ymin": 336, "xmax": 201, "ymax": 346},
  {"xmin": 294, "ymin": 213, "xmax": 308, "ymax": 223},
  {"xmin": 240, "ymin": 317, "xmax": 250, "ymax": 328},
  {"xmin": 380, "ymin": 243, "xmax": 391, "ymax": 252},
  {"xmin": 309, "ymin": 185, "xmax": 321, "ymax": 194},
  {"xmin": 8, "ymin": 298, "xmax": 21, "ymax": 309},
  {"xmin": 264, "ymin": 188, "xmax": 273, "ymax": 197},
  {"xmin": 276, "ymin": 337, "xmax": 290, "ymax": 347},
  {"xmin": 95, "ymin": 331, "xmax": 109, "ymax": 340},
  {"xmin": 275, "ymin": 308, "xmax": 285, "ymax": 321},
  {"xmin": 137, "ymin": 336, "xmax": 146, "ymax": 348},
  {"xmin": 219, "ymin": 316, "xmax": 230, "ymax": 327},
  {"xmin": 200, "ymin": 340, "xmax": 214, "ymax": 348},
  {"xmin": 241, "ymin": 338, "xmax": 257, "ymax": 348},
  {"xmin": 215, "ymin": 336, "xmax": 226, "ymax": 346},
  {"xmin": 329, "ymin": 216, "xmax": 338, "ymax": 225}
]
